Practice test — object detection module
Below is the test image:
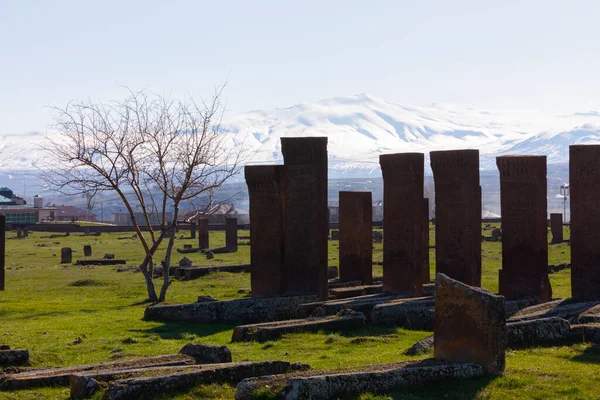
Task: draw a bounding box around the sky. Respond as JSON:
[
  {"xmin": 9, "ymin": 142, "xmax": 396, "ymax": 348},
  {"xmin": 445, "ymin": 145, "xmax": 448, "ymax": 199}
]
[{"xmin": 2, "ymin": 0, "xmax": 600, "ymax": 133}]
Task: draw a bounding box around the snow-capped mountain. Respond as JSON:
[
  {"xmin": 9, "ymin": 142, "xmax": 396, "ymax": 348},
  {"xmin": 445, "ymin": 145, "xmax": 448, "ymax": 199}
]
[{"xmin": 3, "ymin": 94, "xmax": 600, "ymax": 178}]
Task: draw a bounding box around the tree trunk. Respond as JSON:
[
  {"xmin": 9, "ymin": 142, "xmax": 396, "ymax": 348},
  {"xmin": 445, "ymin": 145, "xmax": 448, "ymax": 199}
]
[{"xmin": 159, "ymin": 207, "xmax": 179, "ymax": 301}]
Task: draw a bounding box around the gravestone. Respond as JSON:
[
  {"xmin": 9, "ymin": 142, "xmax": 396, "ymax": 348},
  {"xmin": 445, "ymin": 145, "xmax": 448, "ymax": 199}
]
[
  {"xmin": 430, "ymin": 149, "xmax": 481, "ymax": 287},
  {"xmin": 16, "ymin": 229, "xmax": 22, "ymax": 239},
  {"xmin": 491, "ymin": 228, "xmax": 502, "ymax": 242},
  {"xmin": 190, "ymin": 222, "xmax": 196, "ymax": 239},
  {"xmin": 22, "ymin": 229, "xmax": 28, "ymax": 238},
  {"xmin": 434, "ymin": 273, "xmax": 506, "ymax": 374},
  {"xmin": 281, "ymin": 137, "xmax": 329, "ymax": 300},
  {"xmin": 570, "ymin": 145, "xmax": 600, "ymax": 300},
  {"xmin": 179, "ymin": 257, "xmax": 192, "ymax": 268},
  {"xmin": 497, "ymin": 156, "xmax": 551, "ymax": 302},
  {"xmin": 83, "ymin": 245, "xmax": 92, "ymax": 257},
  {"xmin": 225, "ymin": 217, "xmax": 238, "ymax": 250},
  {"xmin": 423, "ymin": 198, "xmax": 430, "ymax": 285},
  {"xmin": 183, "ymin": 244, "xmax": 192, "ymax": 250},
  {"xmin": 330, "ymin": 230, "xmax": 340, "ymax": 240},
  {"xmin": 0, "ymin": 215, "xmax": 4, "ymax": 290},
  {"xmin": 379, "ymin": 153, "xmax": 425, "ymax": 295},
  {"xmin": 61, "ymin": 247, "xmax": 72, "ymax": 264},
  {"xmin": 198, "ymin": 218, "xmax": 209, "ymax": 249},
  {"xmin": 245, "ymin": 165, "xmax": 286, "ymax": 297},
  {"xmin": 339, "ymin": 191, "xmax": 373, "ymax": 284},
  {"xmin": 550, "ymin": 213, "xmax": 563, "ymax": 244}
]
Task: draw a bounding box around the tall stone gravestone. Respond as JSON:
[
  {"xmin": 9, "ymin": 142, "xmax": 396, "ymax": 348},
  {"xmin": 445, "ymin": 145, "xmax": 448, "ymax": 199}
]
[
  {"xmin": 430, "ymin": 150, "xmax": 482, "ymax": 287},
  {"xmin": 225, "ymin": 217, "xmax": 238, "ymax": 251},
  {"xmin": 198, "ymin": 218, "xmax": 209, "ymax": 249},
  {"xmin": 550, "ymin": 213, "xmax": 563, "ymax": 244},
  {"xmin": 570, "ymin": 145, "xmax": 600, "ymax": 300},
  {"xmin": 245, "ymin": 165, "xmax": 286, "ymax": 297},
  {"xmin": 379, "ymin": 153, "xmax": 425, "ymax": 295},
  {"xmin": 61, "ymin": 247, "xmax": 72, "ymax": 264},
  {"xmin": 496, "ymin": 156, "xmax": 551, "ymax": 302},
  {"xmin": 281, "ymin": 137, "xmax": 329, "ymax": 300},
  {"xmin": 423, "ymin": 198, "xmax": 430, "ymax": 285},
  {"xmin": 339, "ymin": 191, "xmax": 373, "ymax": 285},
  {"xmin": 83, "ymin": 245, "xmax": 92, "ymax": 257},
  {"xmin": 434, "ymin": 273, "xmax": 506, "ymax": 374},
  {"xmin": 190, "ymin": 222, "xmax": 196, "ymax": 240}
]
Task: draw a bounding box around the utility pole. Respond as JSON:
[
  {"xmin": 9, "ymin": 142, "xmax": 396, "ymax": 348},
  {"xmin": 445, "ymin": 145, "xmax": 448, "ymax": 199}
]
[{"xmin": 560, "ymin": 183, "xmax": 570, "ymax": 222}]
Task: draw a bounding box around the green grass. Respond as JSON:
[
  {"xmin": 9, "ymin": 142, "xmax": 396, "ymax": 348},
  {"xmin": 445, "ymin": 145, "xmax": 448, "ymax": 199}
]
[{"xmin": 0, "ymin": 226, "xmax": 590, "ymax": 400}]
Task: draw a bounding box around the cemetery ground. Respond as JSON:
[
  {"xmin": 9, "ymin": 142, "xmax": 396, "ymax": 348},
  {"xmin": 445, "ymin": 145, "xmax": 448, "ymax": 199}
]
[{"xmin": 1, "ymin": 225, "xmax": 597, "ymax": 400}]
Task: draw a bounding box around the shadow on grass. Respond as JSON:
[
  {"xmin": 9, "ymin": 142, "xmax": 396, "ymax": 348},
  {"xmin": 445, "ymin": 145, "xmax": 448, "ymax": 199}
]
[
  {"xmin": 572, "ymin": 344, "xmax": 600, "ymax": 364},
  {"xmin": 129, "ymin": 321, "xmax": 234, "ymax": 339}
]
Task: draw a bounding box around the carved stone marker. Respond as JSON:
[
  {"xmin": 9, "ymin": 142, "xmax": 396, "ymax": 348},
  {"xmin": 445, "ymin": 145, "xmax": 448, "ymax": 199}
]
[
  {"xmin": 281, "ymin": 137, "xmax": 328, "ymax": 299},
  {"xmin": 379, "ymin": 153, "xmax": 425, "ymax": 295},
  {"xmin": 16, "ymin": 229, "xmax": 22, "ymax": 239},
  {"xmin": 245, "ymin": 165, "xmax": 286, "ymax": 297},
  {"xmin": 497, "ymin": 156, "xmax": 551, "ymax": 302},
  {"xmin": 339, "ymin": 191, "xmax": 373, "ymax": 284},
  {"xmin": 423, "ymin": 198, "xmax": 430, "ymax": 285},
  {"xmin": 83, "ymin": 245, "xmax": 92, "ymax": 257},
  {"xmin": 198, "ymin": 218, "xmax": 209, "ymax": 249},
  {"xmin": 225, "ymin": 217, "xmax": 238, "ymax": 251},
  {"xmin": 0, "ymin": 215, "xmax": 4, "ymax": 290},
  {"xmin": 190, "ymin": 222, "xmax": 196, "ymax": 239},
  {"xmin": 430, "ymin": 149, "xmax": 481, "ymax": 286},
  {"xmin": 550, "ymin": 213, "xmax": 563, "ymax": 244},
  {"xmin": 434, "ymin": 273, "xmax": 506, "ymax": 374},
  {"xmin": 570, "ymin": 145, "xmax": 600, "ymax": 300},
  {"xmin": 23, "ymin": 229, "xmax": 28, "ymax": 238},
  {"xmin": 61, "ymin": 247, "xmax": 72, "ymax": 264}
]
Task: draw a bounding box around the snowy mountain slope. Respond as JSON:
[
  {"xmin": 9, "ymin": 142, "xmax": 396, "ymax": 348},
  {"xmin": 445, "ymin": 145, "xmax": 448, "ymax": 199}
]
[{"xmin": 3, "ymin": 94, "xmax": 600, "ymax": 178}]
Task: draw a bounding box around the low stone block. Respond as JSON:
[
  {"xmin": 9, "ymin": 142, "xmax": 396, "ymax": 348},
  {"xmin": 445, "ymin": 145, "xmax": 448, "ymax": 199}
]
[
  {"xmin": 179, "ymin": 343, "xmax": 232, "ymax": 364},
  {"xmin": 370, "ymin": 297, "xmax": 436, "ymax": 330},
  {"xmin": 404, "ymin": 336, "xmax": 434, "ymax": 356},
  {"xmin": 232, "ymin": 311, "xmax": 366, "ymax": 342},
  {"xmin": 300, "ymin": 294, "xmax": 407, "ymax": 319},
  {"xmin": 74, "ymin": 259, "xmax": 127, "ymax": 266},
  {"xmin": 329, "ymin": 284, "xmax": 383, "ymax": 299},
  {"xmin": 509, "ymin": 299, "xmax": 600, "ymax": 324},
  {"xmin": 0, "ymin": 349, "xmax": 29, "ymax": 367},
  {"xmin": 327, "ymin": 266, "xmax": 338, "ymax": 279},
  {"xmin": 434, "ymin": 273, "xmax": 506, "ymax": 374},
  {"xmin": 506, "ymin": 317, "xmax": 571, "ymax": 347},
  {"xmin": 104, "ymin": 361, "xmax": 308, "ymax": 400},
  {"xmin": 235, "ymin": 360, "xmax": 484, "ymax": 400}
]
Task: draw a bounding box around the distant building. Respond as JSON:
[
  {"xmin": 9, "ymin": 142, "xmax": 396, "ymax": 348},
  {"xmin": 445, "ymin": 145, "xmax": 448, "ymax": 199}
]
[
  {"xmin": 0, "ymin": 192, "xmax": 55, "ymax": 224},
  {"xmin": 53, "ymin": 205, "xmax": 97, "ymax": 222},
  {"xmin": 112, "ymin": 211, "xmax": 174, "ymax": 226},
  {"xmin": 185, "ymin": 204, "xmax": 249, "ymax": 225}
]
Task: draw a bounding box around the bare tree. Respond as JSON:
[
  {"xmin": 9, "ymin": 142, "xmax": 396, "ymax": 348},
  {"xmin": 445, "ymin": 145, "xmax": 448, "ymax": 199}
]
[{"xmin": 40, "ymin": 87, "xmax": 247, "ymax": 302}]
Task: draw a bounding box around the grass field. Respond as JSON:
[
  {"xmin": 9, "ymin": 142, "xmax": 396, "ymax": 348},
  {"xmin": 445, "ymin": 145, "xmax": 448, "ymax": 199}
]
[{"xmin": 0, "ymin": 224, "xmax": 594, "ymax": 400}]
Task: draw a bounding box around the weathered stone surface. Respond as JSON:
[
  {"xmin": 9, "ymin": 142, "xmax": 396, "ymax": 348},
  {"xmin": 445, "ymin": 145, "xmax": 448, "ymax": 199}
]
[
  {"xmin": 0, "ymin": 345, "xmax": 10, "ymax": 350},
  {"xmin": 509, "ymin": 298, "xmax": 600, "ymax": 324},
  {"xmin": 174, "ymin": 264, "xmax": 251, "ymax": 280},
  {"xmin": 405, "ymin": 336, "xmax": 434, "ymax": 356},
  {"xmin": 198, "ymin": 218, "xmax": 209, "ymax": 249},
  {"xmin": 497, "ymin": 156, "xmax": 551, "ymax": 302},
  {"xmin": 70, "ymin": 375, "xmax": 100, "ymax": 399},
  {"xmin": 83, "ymin": 245, "xmax": 92, "ymax": 257},
  {"xmin": 0, "ymin": 354, "xmax": 195, "ymax": 390},
  {"xmin": 339, "ymin": 191, "xmax": 373, "ymax": 284},
  {"xmin": 61, "ymin": 247, "xmax": 72, "ymax": 264},
  {"xmin": 0, "ymin": 349, "xmax": 29, "ymax": 367},
  {"xmin": 179, "ymin": 343, "xmax": 232, "ymax": 364},
  {"xmin": 379, "ymin": 153, "xmax": 425, "ymax": 296},
  {"xmin": 144, "ymin": 295, "xmax": 320, "ymax": 324},
  {"xmin": 329, "ymin": 284, "xmax": 383, "ymax": 299},
  {"xmin": 282, "ymin": 137, "xmax": 329, "ymax": 300},
  {"xmin": 371, "ymin": 297, "xmax": 435, "ymax": 330},
  {"xmin": 570, "ymin": 145, "xmax": 600, "ymax": 300},
  {"xmin": 245, "ymin": 165, "xmax": 286, "ymax": 298},
  {"xmin": 570, "ymin": 323, "xmax": 600, "ymax": 344},
  {"xmin": 225, "ymin": 217, "xmax": 238, "ymax": 250},
  {"xmin": 434, "ymin": 273, "xmax": 506, "ymax": 374},
  {"xmin": 234, "ymin": 360, "xmax": 484, "ymax": 400},
  {"xmin": 422, "ymin": 198, "xmax": 430, "ymax": 285},
  {"xmin": 74, "ymin": 259, "xmax": 126, "ymax": 266},
  {"xmin": 300, "ymin": 294, "xmax": 407, "ymax": 319},
  {"xmin": 178, "ymin": 257, "xmax": 192, "ymax": 268},
  {"xmin": 506, "ymin": 317, "xmax": 571, "ymax": 347},
  {"xmin": 550, "ymin": 213, "xmax": 564, "ymax": 244},
  {"xmin": 372, "ymin": 231, "xmax": 383, "ymax": 243},
  {"xmin": 232, "ymin": 311, "xmax": 366, "ymax": 342},
  {"xmin": 430, "ymin": 150, "xmax": 481, "ymax": 286},
  {"xmin": 491, "ymin": 228, "xmax": 502, "ymax": 242},
  {"xmin": 104, "ymin": 361, "xmax": 308, "ymax": 400}
]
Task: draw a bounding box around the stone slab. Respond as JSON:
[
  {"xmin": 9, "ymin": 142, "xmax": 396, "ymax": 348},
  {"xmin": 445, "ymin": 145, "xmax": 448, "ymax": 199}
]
[
  {"xmin": 235, "ymin": 360, "xmax": 484, "ymax": 400},
  {"xmin": 370, "ymin": 297, "xmax": 436, "ymax": 330},
  {"xmin": 174, "ymin": 264, "xmax": 251, "ymax": 280},
  {"xmin": 104, "ymin": 361, "xmax": 308, "ymax": 400},
  {"xmin": 0, "ymin": 349, "xmax": 29, "ymax": 367},
  {"xmin": 74, "ymin": 259, "xmax": 127, "ymax": 266},
  {"xmin": 506, "ymin": 317, "xmax": 571, "ymax": 347},
  {"xmin": 232, "ymin": 311, "xmax": 366, "ymax": 342}
]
